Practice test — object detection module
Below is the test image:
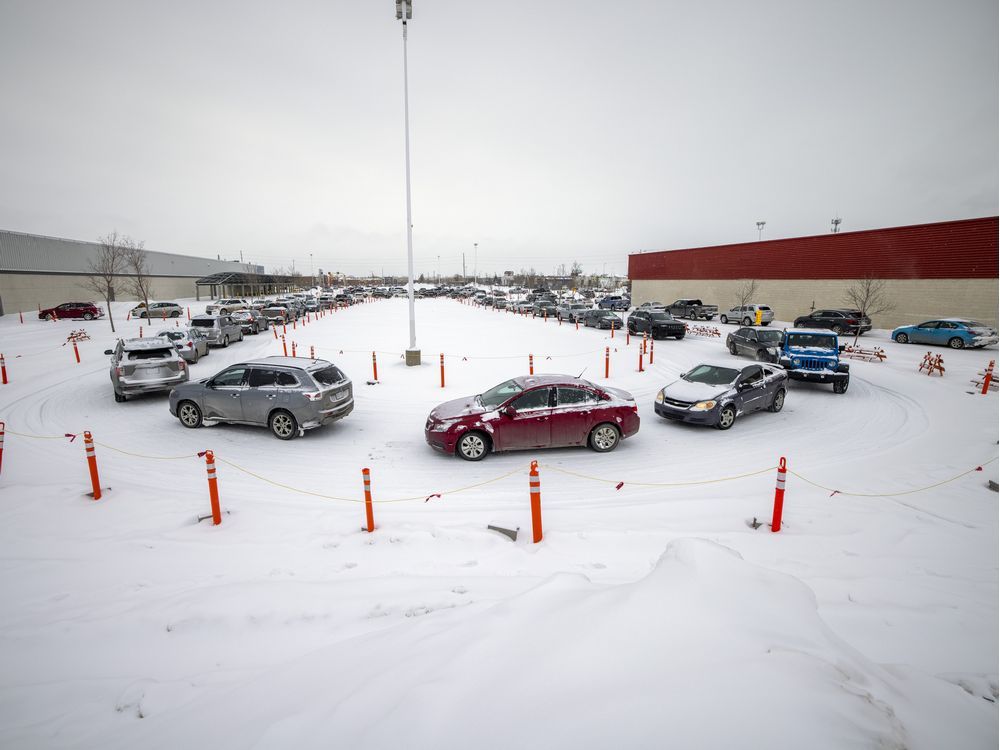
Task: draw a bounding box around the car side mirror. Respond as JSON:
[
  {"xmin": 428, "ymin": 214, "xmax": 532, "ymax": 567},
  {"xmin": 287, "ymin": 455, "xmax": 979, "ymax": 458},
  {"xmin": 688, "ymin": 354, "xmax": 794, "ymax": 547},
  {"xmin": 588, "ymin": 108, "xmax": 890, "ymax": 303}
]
[
  {"xmin": 503, "ymin": 405, "xmax": 516, "ymax": 418},
  {"xmin": 104, "ymin": 349, "xmax": 113, "ymax": 355}
]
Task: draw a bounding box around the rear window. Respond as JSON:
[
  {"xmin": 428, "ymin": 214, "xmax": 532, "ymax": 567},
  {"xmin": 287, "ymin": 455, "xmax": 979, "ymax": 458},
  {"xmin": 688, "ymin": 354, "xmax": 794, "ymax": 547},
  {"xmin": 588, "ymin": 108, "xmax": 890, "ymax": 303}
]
[
  {"xmin": 758, "ymin": 306, "xmax": 771, "ymax": 311},
  {"xmin": 312, "ymin": 366, "xmax": 347, "ymax": 386},
  {"xmin": 127, "ymin": 348, "xmax": 173, "ymax": 360},
  {"xmin": 161, "ymin": 331, "xmax": 185, "ymax": 341},
  {"xmin": 191, "ymin": 319, "xmax": 215, "ymax": 328}
]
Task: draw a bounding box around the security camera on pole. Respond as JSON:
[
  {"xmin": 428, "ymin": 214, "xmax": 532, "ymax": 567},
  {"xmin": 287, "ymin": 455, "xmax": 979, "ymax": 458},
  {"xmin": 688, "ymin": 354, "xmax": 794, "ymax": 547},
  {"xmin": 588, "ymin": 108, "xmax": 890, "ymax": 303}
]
[{"xmin": 397, "ymin": 0, "xmax": 420, "ymax": 366}]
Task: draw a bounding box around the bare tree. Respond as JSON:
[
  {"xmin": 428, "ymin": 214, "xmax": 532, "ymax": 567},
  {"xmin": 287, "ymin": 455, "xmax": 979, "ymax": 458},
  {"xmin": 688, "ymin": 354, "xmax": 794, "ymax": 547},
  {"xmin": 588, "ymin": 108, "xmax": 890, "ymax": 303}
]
[
  {"xmin": 844, "ymin": 276, "xmax": 894, "ymax": 342},
  {"xmin": 83, "ymin": 231, "xmax": 126, "ymax": 332},
  {"xmin": 733, "ymin": 278, "xmax": 759, "ymax": 310},
  {"xmin": 123, "ymin": 236, "xmax": 154, "ymax": 315}
]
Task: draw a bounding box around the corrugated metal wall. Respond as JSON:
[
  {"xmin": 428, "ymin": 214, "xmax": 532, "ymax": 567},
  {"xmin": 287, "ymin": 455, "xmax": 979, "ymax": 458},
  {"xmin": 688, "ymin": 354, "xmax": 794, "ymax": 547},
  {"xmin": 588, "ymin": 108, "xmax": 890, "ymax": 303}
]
[
  {"xmin": 628, "ymin": 217, "xmax": 999, "ymax": 280},
  {"xmin": 0, "ymin": 229, "xmax": 260, "ymax": 277}
]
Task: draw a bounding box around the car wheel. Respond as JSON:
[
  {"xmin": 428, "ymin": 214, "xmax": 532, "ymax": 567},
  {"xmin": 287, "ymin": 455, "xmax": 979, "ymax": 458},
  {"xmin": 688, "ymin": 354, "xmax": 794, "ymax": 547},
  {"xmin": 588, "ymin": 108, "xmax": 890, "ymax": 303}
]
[
  {"xmin": 755, "ymin": 349, "xmax": 768, "ymax": 361},
  {"xmin": 589, "ymin": 423, "xmax": 620, "ymax": 452},
  {"xmin": 238, "ymin": 331, "xmax": 244, "ymax": 342},
  {"xmin": 114, "ymin": 391, "xmax": 126, "ymax": 403},
  {"xmin": 768, "ymin": 388, "xmax": 786, "ymax": 412},
  {"xmin": 719, "ymin": 315, "xmax": 728, "ymax": 324},
  {"xmin": 456, "ymin": 431, "xmax": 489, "ymax": 461},
  {"xmin": 83, "ymin": 312, "xmax": 94, "ymax": 320},
  {"xmin": 716, "ymin": 404, "xmax": 736, "ymax": 430},
  {"xmin": 948, "ymin": 337, "xmax": 965, "ymax": 349},
  {"xmin": 171, "ymin": 311, "xmax": 180, "ymax": 318},
  {"xmin": 832, "ymin": 325, "xmax": 844, "ymax": 335},
  {"xmin": 269, "ymin": 410, "xmax": 298, "ymax": 440},
  {"xmin": 833, "ymin": 377, "xmax": 849, "ymax": 394},
  {"xmin": 223, "ymin": 335, "xmax": 230, "ymax": 347},
  {"xmin": 894, "ymin": 332, "xmax": 909, "ymax": 344},
  {"xmin": 728, "ymin": 341, "xmax": 738, "ymax": 355},
  {"xmin": 742, "ymin": 317, "xmax": 752, "ymax": 326},
  {"xmin": 178, "ymin": 401, "xmax": 203, "ymax": 428}
]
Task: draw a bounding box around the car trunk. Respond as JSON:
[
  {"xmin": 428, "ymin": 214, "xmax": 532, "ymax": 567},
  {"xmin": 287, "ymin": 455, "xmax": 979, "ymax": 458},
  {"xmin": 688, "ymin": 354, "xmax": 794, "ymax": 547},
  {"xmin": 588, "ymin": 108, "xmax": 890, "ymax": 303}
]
[{"xmin": 122, "ymin": 347, "xmax": 183, "ymax": 384}]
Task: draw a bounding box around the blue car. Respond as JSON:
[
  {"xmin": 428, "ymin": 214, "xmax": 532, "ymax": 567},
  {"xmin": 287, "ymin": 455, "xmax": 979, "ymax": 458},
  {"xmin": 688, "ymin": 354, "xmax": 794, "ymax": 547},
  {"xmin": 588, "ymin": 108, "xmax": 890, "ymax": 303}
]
[{"xmin": 891, "ymin": 319, "xmax": 998, "ymax": 349}]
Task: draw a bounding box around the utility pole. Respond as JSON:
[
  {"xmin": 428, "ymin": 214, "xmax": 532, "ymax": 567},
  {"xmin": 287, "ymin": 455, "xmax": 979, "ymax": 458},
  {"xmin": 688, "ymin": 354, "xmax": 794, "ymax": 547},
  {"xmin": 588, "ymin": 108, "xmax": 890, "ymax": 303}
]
[
  {"xmin": 396, "ymin": 0, "xmax": 419, "ymax": 365},
  {"xmin": 831, "ymin": 216, "xmax": 842, "ymax": 233},
  {"xmin": 462, "ymin": 252, "xmax": 466, "ymax": 282},
  {"xmin": 473, "ymin": 242, "xmax": 478, "ymax": 284},
  {"xmin": 756, "ymin": 221, "xmax": 766, "ymax": 241}
]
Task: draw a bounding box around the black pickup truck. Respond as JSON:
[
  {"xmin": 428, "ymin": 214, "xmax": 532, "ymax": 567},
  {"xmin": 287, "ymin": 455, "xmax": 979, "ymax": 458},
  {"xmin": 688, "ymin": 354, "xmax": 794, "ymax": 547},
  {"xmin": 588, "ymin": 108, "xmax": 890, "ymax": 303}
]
[{"xmin": 668, "ymin": 299, "xmax": 719, "ymax": 320}]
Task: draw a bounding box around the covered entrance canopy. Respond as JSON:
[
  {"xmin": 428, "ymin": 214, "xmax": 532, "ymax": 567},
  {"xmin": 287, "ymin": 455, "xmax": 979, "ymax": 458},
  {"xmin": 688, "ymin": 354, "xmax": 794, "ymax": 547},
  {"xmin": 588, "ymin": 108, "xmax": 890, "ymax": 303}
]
[{"xmin": 194, "ymin": 272, "xmax": 306, "ymax": 301}]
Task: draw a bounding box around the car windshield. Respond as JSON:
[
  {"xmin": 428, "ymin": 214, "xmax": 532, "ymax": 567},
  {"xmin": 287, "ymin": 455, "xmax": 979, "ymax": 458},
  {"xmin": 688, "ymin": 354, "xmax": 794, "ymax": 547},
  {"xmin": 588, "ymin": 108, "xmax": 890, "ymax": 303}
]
[
  {"xmin": 479, "ymin": 379, "xmax": 524, "ymax": 409},
  {"xmin": 758, "ymin": 330, "xmax": 784, "ymax": 343},
  {"xmin": 649, "ymin": 313, "xmax": 675, "ymax": 322},
  {"xmin": 126, "ymin": 348, "xmax": 173, "ymax": 360},
  {"xmin": 683, "ymin": 365, "xmax": 739, "ymax": 386},
  {"xmin": 233, "ymin": 311, "xmax": 251, "ymax": 318},
  {"xmin": 191, "ymin": 319, "xmax": 215, "ymax": 328},
  {"xmin": 312, "ymin": 366, "xmax": 347, "ymax": 386},
  {"xmin": 787, "ymin": 333, "xmax": 836, "ymax": 348}
]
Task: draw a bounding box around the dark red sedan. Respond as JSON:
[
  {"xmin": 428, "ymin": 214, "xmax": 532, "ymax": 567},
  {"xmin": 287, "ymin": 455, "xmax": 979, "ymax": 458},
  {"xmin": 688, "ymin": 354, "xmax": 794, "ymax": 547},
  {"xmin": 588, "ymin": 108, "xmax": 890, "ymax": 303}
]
[
  {"xmin": 38, "ymin": 302, "xmax": 104, "ymax": 320},
  {"xmin": 425, "ymin": 375, "xmax": 640, "ymax": 461}
]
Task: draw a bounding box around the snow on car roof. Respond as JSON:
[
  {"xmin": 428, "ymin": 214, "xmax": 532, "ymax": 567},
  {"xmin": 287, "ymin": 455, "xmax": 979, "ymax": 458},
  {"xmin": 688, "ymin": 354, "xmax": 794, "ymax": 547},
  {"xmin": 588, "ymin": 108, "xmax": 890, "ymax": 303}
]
[
  {"xmin": 512, "ymin": 374, "xmax": 592, "ymax": 388},
  {"xmin": 786, "ymin": 328, "xmax": 838, "ymax": 336},
  {"xmin": 122, "ymin": 338, "xmax": 176, "ymax": 350},
  {"xmin": 244, "ymin": 356, "xmax": 334, "ymax": 370}
]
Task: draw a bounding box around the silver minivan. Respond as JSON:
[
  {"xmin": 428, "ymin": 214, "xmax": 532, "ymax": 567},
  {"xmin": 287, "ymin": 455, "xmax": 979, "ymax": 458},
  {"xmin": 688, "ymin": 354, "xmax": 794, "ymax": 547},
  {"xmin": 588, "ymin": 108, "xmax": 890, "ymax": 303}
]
[
  {"xmin": 168, "ymin": 356, "xmax": 354, "ymax": 439},
  {"xmin": 190, "ymin": 314, "xmax": 244, "ymax": 347},
  {"xmin": 105, "ymin": 338, "xmax": 189, "ymax": 402},
  {"xmin": 720, "ymin": 304, "xmax": 774, "ymax": 326}
]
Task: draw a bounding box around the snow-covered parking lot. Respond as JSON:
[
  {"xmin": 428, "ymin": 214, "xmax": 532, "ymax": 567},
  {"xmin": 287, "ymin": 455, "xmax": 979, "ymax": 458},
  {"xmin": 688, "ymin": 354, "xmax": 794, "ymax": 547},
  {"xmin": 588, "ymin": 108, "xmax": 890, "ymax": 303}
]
[{"xmin": 1, "ymin": 297, "xmax": 997, "ymax": 749}]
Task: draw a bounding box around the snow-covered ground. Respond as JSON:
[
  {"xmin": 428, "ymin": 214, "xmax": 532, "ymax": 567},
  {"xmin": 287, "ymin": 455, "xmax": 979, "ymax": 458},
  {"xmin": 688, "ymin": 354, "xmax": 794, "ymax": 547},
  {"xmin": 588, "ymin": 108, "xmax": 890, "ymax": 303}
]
[{"xmin": 0, "ymin": 298, "xmax": 997, "ymax": 749}]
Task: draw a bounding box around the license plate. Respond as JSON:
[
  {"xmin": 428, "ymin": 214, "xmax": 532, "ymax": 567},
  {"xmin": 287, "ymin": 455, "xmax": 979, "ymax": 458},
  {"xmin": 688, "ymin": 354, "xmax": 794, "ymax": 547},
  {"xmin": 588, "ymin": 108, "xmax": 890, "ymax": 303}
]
[{"xmin": 334, "ymin": 390, "xmax": 348, "ymax": 401}]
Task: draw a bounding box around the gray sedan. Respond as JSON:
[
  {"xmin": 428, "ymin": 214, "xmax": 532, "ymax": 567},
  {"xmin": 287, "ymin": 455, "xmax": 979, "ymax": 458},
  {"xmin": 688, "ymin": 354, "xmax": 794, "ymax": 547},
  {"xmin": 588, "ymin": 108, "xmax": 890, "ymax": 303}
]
[
  {"xmin": 726, "ymin": 327, "xmax": 785, "ymax": 362},
  {"xmin": 654, "ymin": 362, "xmax": 788, "ymax": 430},
  {"xmin": 169, "ymin": 356, "xmax": 354, "ymax": 439}
]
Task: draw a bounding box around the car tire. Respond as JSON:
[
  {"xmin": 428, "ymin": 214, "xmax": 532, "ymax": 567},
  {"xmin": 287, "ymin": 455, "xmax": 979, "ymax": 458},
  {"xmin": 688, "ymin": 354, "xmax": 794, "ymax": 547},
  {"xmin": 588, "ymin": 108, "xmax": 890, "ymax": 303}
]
[
  {"xmin": 716, "ymin": 404, "xmax": 737, "ymax": 430},
  {"xmin": 948, "ymin": 337, "xmax": 965, "ymax": 349},
  {"xmin": 223, "ymin": 335, "xmax": 230, "ymax": 348},
  {"xmin": 589, "ymin": 423, "xmax": 621, "ymax": 452},
  {"xmin": 768, "ymin": 388, "xmax": 786, "ymax": 412},
  {"xmin": 720, "ymin": 315, "xmax": 729, "ymax": 324},
  {"xmin": 177, "ymin": 400, "xmax": 203, "ymax": 428},
  {"xmin": 832, "ymin": 325, "xmax": 844, "ymax": 335},
  {"xmin": 191, "ymin": 351, "xmax": 200, "ymax": 364},
  {"xmin": 83, "ymin": 312, "xmax": 94, "ymax": 321},
  {"xmin": 894, "ymin": 332, "xmax": 909, "ymax": 344},
  {"xmin": 171, "ymin": 311, "xmax": 180, "ymax": 318},
  {"xmin": 114, "ymin": 391, "xmax": 126, "ymax": 403},
  {"xmin": 755, "ymin": 349, "xmax": 767, "ymax": 361},
  {"xmin": 728, "ymin": 341, "xmax": 738, "ymax": 355},
  {"xmin": 456, "ymin": 431, "xmax": 490, "ymax": 461},
  {"xmin": 238, "ymin": 331, "xmax": 244, "ymax": 342},
  {"xmin": 833, "ymin": 377, "xmax": 849, "ymax": 394},
  {"xmin": 742, "ymin": 317, "xmax": 752, "ymax": 326},
  {"xmin": 269, "ymin": 410, "xmax": 298, "ymax": 440}
]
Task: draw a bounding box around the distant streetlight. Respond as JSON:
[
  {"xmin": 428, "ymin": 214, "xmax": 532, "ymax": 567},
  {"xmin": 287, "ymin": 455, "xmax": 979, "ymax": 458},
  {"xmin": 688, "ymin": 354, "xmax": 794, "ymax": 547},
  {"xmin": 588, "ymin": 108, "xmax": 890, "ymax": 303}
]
[
  {"xmin": 309, "ymin": 252, "xmax": 314, "ymax": 285},
  {"xmin": 756, "ymin": 221, "xmax": 766, "ymax": 241},
  {"xmin": 473, "ymin": 242, "xmax": 478, "ymax": 284},
  {"xmin": 396, "ymin": 0, "xmax": 419, "ymax": 365},
  {"xmin": 831, "ymin": 216, "xmax": 842, "ymax": 233}
]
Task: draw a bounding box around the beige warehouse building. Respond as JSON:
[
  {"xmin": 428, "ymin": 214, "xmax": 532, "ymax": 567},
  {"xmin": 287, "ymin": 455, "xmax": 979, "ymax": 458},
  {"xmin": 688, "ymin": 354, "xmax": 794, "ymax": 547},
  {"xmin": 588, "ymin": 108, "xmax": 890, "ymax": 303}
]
[
  {"xmin": 628, "ymin": 216, "xmax": 998, "ymax": 331},
  {"xmin": 0, "ymin": 229, "xmax": 297, "ymax": 316}
]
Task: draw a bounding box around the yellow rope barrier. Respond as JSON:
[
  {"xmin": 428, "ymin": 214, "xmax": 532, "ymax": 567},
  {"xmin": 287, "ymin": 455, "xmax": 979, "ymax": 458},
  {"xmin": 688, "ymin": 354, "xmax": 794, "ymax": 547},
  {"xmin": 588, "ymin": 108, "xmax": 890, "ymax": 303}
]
[{"xmin": 540, "ymin": 463, "xmax": 778, "ymax": 487}]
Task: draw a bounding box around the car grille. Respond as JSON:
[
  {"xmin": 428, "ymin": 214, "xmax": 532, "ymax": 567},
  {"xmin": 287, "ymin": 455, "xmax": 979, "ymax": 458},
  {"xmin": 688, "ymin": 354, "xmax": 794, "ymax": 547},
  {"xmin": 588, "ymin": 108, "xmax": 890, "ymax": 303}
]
[
  {"xmin": 799, "ymin": 358, "xmax": 827, "ymax": 370},
  {"xmin": 662, "ymin": 397, "xmax": 692, "ymax": 408}
]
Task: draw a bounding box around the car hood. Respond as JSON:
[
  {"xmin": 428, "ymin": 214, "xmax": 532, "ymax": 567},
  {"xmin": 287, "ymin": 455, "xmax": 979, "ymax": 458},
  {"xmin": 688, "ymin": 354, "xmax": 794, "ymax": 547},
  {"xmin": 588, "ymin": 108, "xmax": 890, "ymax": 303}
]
[
  {"xmin": 430, "ymin": 396, "xmax": 486, "ymax": 420},
  {"xmin": 786, "ymin": 345, "xmax": 836, "ymax": 356},
  {"xmin": 661, "ymin": 379, "xmax": 729, "ymax": 402}
]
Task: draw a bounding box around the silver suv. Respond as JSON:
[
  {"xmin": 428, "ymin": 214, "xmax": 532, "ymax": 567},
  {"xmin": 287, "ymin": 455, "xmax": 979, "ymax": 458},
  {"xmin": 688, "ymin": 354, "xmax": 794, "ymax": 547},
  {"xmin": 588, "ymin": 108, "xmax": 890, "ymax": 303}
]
[
  {"xmin": 190, "ymin": 314, "xmax": 244, "ymax": 348},
  {"xmin": 105, "ymin": 338, "xmax": 189, "ymax": 402},
  {"xmin": 168, "ymin": 356, "xmax": 354, "ymax": 439},
  {"xmin": 205, "ymin": 298, "xmax": 248, "ymax": 315},
  {"xmin": 720, "ymin": 304, "xmax": 774, "ymax": 326}
]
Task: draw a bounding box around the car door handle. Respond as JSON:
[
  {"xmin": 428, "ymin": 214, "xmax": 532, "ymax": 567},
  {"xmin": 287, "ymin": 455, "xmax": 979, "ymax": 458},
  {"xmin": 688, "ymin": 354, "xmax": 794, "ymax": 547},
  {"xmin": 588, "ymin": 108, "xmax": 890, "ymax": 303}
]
[
  {"xmin": 231, "ymin": 393, "xmax": 240, "ymax": 398},
  {"xmin": 266, "ymin": 394, "xmax": 277, "ymax": 400},
  {"xmin": 536, "ymin": 417, "xmax": 548, "ymax": 421}
]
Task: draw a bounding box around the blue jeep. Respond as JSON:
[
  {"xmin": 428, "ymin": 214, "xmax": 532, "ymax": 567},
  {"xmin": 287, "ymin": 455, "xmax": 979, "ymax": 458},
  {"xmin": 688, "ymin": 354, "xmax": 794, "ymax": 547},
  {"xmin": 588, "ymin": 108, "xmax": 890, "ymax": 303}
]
[{"xmin": 778, "ymin": 329, "xmax": 850, "ymax": 393}]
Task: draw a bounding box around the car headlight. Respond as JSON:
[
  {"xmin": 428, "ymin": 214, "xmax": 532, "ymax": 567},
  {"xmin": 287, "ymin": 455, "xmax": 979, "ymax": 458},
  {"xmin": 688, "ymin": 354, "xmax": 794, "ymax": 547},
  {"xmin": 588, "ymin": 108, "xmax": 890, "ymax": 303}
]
[
  {"xmin": 655, "ymin": 391, "xmax": 664, "ymax": 403},
  {"xmin": 826, "ymin": 360, "xmax": 837, "ymax": 370},
  {"xmin": 691, "ymin": 400, "xmax": 717, "ymax": 411},
  {"xmin": 432, "ymin": 417, "xmax": 463, "ymax": 430},
  {"xmin": 792, "ymin": 358, "xmax": 802, "ymax": 367}
]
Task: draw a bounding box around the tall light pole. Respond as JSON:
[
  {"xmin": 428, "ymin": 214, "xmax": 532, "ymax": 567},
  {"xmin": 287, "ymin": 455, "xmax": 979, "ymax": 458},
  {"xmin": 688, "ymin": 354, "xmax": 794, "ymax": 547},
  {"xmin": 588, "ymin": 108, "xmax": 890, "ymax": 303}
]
[
  {"xmin": 473, "ymin": 242, "xmax": 478, "ymax": 284},
  {"xmin": 831, "ymin": 216, "xmax": 842, "ymax": 233},
  {"xmin": 309, "ymin": 252, "xmax": 314, "ymax": 286},
  {"xmin": 397, "ymin": 0, "xmax": 419, "ymax": 365},
  {"xmin": 756, "ymin": 221, "xmax": 766, "ymax": 241}
]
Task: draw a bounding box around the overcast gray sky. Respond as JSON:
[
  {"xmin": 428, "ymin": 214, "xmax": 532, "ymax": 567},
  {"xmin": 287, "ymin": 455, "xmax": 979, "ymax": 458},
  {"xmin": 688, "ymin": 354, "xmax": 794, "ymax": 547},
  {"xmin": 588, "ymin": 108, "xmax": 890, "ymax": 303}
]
[{"xmin": 0, "ymin": 0, "xmax": 996, "ymax": 277}]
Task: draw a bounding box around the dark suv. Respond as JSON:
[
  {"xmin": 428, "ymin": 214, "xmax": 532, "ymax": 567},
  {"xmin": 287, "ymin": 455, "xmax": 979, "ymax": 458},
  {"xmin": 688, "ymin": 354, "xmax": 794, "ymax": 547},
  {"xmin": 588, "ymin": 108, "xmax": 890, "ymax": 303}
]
[
  {"xmin": 793, "ymin": 309, "xmax": 871, "ymax": 335},
  {"xmin": 627, "ymin": 310, "xmax": 686, "ymax": 339}
]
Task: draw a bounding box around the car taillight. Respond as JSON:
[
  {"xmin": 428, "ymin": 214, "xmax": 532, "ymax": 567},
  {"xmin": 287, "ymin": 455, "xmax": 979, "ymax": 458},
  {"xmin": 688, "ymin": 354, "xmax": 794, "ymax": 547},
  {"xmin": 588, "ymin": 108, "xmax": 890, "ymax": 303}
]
[
  {"xmin": 115, "ymin": 366, "xmax": 123, "ymax": 376},
  {"xmin": 304, "ymin": 391, "xmax": 322, "ymax": 401},
  {"xmin": 187, "ymin": 342, "xmax": 193, "ymax": 348},
  {"xmin": 846, "ymin": 319, "xmax": 857, "ymax": 324},
  {"xmin": 632, "ymin": 404, "xmax": 638, "ymax": 413},
  {"xmin": 178, "ymin": 360, "xmax": 186, "ymax": 369}
]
